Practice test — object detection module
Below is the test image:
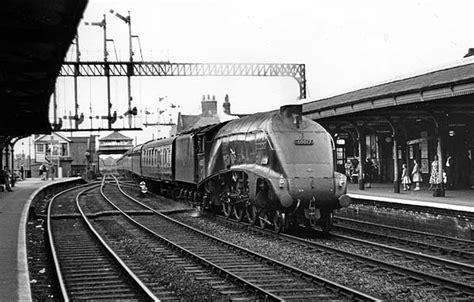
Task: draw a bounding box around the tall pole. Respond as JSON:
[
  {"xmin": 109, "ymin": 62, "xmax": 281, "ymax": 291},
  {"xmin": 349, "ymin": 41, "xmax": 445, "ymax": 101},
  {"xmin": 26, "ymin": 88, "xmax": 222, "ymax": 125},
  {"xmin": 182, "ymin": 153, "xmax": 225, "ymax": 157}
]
[
  {"xmin": 74, "ymin": 35, "xmax": 80, "ymax": 129},
  {"xmin": 102, "ymin": 14, "xmax": 112, "ymax": 129},
  {"xmin": 110, "ymin": 9, "xmax": 134, "ymax": 128},
  {"xmin": 127, "ymin": 10, "xmax": 133, "ymax": 128},
  {"xmin": 53, "ymin": 90, "xmax": 57, "ymax": 125}
]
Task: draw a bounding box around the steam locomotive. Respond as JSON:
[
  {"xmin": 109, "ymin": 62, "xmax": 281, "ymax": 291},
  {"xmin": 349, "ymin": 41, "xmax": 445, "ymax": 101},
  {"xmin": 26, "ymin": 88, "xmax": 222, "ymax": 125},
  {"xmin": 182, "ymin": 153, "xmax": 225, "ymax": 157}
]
[{"xmin": 117, "ymin": 104, "xmax": 351, "ymax": 232}]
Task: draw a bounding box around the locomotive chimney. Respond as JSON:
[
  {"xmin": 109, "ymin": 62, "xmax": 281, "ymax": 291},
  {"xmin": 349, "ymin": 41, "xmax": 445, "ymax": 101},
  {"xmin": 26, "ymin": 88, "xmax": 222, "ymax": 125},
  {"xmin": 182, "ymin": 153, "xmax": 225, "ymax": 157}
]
[{"xmin": 280, "ymin": 104, "xmax": 303, "ymax": 128}]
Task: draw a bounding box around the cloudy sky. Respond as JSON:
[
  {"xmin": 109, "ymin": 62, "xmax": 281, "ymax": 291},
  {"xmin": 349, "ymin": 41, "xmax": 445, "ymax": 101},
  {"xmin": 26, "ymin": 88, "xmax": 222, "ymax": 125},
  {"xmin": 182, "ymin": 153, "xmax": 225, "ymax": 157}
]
[{"xmin": 47, "ymin": 0, "xmax": 473, "ymax": 143}]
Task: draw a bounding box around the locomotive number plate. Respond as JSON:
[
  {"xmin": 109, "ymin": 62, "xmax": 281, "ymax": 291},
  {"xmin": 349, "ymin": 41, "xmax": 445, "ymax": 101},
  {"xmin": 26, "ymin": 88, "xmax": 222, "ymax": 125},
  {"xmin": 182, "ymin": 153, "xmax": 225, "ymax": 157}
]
[{"xmin": 294, "ymin": 139, "xmax": 314, "ymax": 145}]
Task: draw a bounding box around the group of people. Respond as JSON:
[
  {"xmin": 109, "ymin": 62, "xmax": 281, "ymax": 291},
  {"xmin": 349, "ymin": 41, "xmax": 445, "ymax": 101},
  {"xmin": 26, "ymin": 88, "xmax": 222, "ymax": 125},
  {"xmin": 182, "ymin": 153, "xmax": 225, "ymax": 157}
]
[
  {"xmin": 346, "ymin": 155, "xmax": 457, "ymax": 192},
  {"xmin": 401, "ymin": 155, "xmax": 455, "ymax": 191},
  {"xmin": 400, "ymin": 159, "xmax": 423, "ymax": 191},
  {"xmin": 39, "ymin": 163, "xmax": 56, "ymax": 181},
  {"xmin": 344, "ymin": 157, "xmax": 377, "ymax": 188}
]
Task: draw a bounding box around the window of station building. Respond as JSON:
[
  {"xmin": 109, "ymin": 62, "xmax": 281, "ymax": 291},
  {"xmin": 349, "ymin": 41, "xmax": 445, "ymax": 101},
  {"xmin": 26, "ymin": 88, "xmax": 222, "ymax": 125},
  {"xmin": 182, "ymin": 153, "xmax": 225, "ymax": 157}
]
[{"xmin": 36, "ymin": 143, "xmax": 44, "ymax": 153}]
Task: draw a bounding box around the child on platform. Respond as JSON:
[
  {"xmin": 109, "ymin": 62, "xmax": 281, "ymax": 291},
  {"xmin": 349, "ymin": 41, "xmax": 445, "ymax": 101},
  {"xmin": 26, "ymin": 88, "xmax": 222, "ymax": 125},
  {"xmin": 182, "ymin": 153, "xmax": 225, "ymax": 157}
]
[{"xmin": 401, "ymin": 163, "xmax": 411, "ymax": 191}]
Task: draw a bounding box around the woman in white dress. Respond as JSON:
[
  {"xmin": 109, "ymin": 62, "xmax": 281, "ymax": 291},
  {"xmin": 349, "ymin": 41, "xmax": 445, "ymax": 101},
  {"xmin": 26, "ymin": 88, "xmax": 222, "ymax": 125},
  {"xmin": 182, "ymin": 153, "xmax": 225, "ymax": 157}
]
[{"xmin": 411, "ymin": 159, "xmax": 422, "ymax": 191}]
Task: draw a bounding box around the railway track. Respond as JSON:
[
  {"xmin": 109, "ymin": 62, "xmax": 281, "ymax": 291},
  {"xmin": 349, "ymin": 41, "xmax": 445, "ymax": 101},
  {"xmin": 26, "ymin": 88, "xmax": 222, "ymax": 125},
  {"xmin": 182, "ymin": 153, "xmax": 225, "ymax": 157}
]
[
  {"xmin": 333, "ymin": 216, "xmax": 474, "ymax": 264},
  {"xmin": 176, "ymin": 208, "xmax": 474, "ymax": 300},
  {"xmin": 101, "ymin": 176, "xmax": 377, "ymax": 301},
  {"xmin": 47, "ymin": 181, "xmax": 158, "ymax": 301}
]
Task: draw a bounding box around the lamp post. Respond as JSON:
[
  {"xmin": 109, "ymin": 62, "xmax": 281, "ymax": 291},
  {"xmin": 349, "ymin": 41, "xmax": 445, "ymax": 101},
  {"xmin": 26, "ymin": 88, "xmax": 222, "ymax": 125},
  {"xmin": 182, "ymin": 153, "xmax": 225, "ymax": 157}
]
[{"xmin": 110, "ymin": 9, "xmax": 134, "ymax": 128}]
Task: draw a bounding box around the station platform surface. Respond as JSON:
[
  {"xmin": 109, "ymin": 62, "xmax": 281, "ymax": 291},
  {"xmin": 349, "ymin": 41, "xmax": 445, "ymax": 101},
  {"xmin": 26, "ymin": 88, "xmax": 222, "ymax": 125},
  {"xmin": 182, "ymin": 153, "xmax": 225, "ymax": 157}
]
[
  {"xmin": 0, "ymin": 177, "xmax": 78, "ymax": 302},
  {"xmin": 347, "ymin": 182, "xmax": 474, "ymax": 213}
]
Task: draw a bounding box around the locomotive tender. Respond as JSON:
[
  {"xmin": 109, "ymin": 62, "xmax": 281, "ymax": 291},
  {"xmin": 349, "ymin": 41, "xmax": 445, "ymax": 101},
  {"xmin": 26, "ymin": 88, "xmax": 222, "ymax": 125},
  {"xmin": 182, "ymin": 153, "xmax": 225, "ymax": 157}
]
[{"xmin": 117, "ymin": 104, "xmax": 351, "ymax": 232}]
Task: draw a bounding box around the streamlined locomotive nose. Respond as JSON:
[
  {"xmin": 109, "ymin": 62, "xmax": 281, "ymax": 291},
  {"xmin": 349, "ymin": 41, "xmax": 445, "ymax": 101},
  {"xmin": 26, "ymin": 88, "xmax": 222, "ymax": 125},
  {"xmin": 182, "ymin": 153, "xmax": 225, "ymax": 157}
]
[{"xmin": 275, "ymin": 176, "xmax": 351, "ymax": 210}]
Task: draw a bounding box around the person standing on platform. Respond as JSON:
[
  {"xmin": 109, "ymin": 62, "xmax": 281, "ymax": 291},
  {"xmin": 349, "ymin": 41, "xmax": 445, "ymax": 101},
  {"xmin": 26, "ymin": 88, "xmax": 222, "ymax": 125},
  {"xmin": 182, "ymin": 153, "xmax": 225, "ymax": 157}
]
[
  {"xmin": 345, "ymin": 159, "xmax": 352, "ymax": 182},
  {"xmin": 40, "ymin": 163, "xmax": 47, "ymax": 181},
  {"xmin": 401, "ymin": 164, "xmax": 411, "ymax": 191},
  {"xmin": 445, "ymin": 155, "xmax": 455, "ymax": 189},
  {"xmin": 1, "ymin": 167, "xmax": 13, "ymax": 192},
  {"xmin": 411, "ymin": 159, "xmax": 423, "ymax": 191},
  {"xmin": 364, "ymin": 158, "xmax": 374, "ymax": 188},
  {"xmin": 428, "ymin": 155, "xmax": 440, "ymax": 190},
  {"xmin": 50, "ymin": 164, "xmax": 56, "ymax": 181},
  {"xmin": 20, "ymin": 165, "xmax": 24, "ymax": 180}
]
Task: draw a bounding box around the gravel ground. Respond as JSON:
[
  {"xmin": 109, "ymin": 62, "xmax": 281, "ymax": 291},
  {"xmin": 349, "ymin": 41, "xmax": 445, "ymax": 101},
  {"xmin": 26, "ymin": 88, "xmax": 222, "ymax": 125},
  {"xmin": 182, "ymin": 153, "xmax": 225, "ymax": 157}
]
[
  {"xmin": 168, "ymin": 211, "xmax": 462, "ymax": 301},
  {"xmin": 27, "ymin": 193, "xmax": 61, "ymax": 301},
  {"xmin": 95, "ymin": 218, "xmax": 222, "ymax": 301},
  {"xmin": 27, "ymin": 181, "xmax": 466, "ymax": 301}
]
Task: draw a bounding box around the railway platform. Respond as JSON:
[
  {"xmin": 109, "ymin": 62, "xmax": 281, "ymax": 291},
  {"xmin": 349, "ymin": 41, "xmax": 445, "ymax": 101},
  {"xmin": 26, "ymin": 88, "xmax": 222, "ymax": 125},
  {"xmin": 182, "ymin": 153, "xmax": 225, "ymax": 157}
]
[
  {"xmin": 347, "ymin": 182, "xmax": 474, "ymax": 213},
  {"xmin": 0, "ymin": 177, "xmax": 80, "ymax": 301}
]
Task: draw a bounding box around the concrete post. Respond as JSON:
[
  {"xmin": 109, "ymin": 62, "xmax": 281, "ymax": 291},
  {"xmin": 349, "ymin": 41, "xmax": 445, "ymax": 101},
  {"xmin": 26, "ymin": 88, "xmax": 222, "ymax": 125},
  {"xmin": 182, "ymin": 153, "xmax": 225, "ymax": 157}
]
[{"xmin": 393, "ymin": 136, "xmax": 400, "ymax": 193}]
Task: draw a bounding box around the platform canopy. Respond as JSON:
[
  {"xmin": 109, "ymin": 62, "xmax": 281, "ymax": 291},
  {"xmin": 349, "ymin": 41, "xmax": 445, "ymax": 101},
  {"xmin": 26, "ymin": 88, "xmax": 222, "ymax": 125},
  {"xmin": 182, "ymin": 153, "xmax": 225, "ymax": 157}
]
[{"xmin": 0, "ymin": 0, "xmax": 88, "ymax": 138}]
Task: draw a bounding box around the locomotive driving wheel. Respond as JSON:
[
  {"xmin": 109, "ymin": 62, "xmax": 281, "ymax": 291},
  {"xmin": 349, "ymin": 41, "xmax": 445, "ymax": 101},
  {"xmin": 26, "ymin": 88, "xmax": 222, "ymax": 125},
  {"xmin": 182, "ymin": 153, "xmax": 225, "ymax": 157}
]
[
  {"xmin": 221, "ymin": 196, "xmax": 232, "ymax": 218},
  {"xmin": 233, "ymin": 203, "xmax": 245, "ymax": 221},
  {"xmin": 258, "ymin": 210, "xmax": 269, "ymax": 229},
  {"xmin": 272, "ymin": 210, "xmax": 284, "ymax": 233},
  {"xmin": 246, "ymin": 204, "xmax": 258, "ymax": 225}
]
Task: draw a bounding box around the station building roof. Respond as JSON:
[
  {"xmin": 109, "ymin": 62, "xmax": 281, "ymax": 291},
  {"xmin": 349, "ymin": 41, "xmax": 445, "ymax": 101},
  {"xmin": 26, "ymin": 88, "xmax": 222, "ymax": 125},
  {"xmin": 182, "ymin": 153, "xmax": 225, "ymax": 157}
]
[
  {"xmin": 99, "ymin": 131, "xmax": 133, "ymax": 142},
  {"xmin": 0, "ymin": 0, "xmax": 88, "ymax": 138},
  {"xmin": 303, "ymin": 58, "xmax": 474, "ymax": 120}
]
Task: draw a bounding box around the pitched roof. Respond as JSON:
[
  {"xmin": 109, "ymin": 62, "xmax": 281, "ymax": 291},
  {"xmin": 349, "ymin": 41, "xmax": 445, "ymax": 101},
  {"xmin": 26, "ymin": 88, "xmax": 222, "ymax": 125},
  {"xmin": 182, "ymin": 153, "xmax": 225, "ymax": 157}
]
[
  {"xmin": 304, "ymin": 60, "xmax": 474, "ymax": 114},
  {"xmin": 180, "ymin": 115, "xmax": 201, "ymax": 130},
  {"xmin": 34, "ymin": 132, "xmax": 71, "ymax": 143},
  {"xmin": 99, "ymin": 131, "xmax": 133, "ymax": 141}
]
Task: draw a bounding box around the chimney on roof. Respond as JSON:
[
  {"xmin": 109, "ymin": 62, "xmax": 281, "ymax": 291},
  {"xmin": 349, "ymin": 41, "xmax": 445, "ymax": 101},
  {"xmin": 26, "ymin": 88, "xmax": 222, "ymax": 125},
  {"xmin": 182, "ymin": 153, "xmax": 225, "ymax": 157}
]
[
  {"xmin": 223, "ymin": 94, "xmax": 231, "ymax": 115},
  {"xmin": 463, "ymin": 48, "xmax": 474, "ymax": 58},
  {"xmin": 201, "ymin": 94, "xmax": 217, "ymax": 117}
]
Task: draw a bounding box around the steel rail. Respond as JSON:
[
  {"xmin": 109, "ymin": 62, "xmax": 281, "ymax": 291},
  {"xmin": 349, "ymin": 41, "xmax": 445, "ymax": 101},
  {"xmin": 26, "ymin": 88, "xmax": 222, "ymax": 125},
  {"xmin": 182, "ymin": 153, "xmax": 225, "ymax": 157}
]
[
  {"xmin": 76, "ymin": 178, "xmax": 159, "ymax": 301},
  {"xmin": 46, "ymin": 182, "xmax": 101, "ymax": 302},
  {"xmin": 108, "ymin": 175, "xmax": 378, "ymax": 301},
  {"xmin": 213, "ymin": 214, "xmax": 474, "ymax": 296}
]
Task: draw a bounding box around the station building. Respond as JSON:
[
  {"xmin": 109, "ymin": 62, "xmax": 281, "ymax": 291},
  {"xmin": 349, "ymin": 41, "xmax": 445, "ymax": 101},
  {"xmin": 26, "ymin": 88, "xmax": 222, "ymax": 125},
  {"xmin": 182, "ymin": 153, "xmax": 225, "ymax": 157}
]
[
  {"xmin": 303, "ymin": 54, "xmax": 474, "ymax": 193},
  {"xmin": 32, "ymin": 133, "xmax": 97, "ymax": 178}
]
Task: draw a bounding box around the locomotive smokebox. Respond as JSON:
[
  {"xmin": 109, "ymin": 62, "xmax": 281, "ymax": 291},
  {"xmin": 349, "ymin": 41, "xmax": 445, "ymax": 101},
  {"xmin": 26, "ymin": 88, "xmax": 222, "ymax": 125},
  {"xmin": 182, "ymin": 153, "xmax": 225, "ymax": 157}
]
[{"xmin": 280, "ymin": 104, "xmax": 303, "ymax": 128}]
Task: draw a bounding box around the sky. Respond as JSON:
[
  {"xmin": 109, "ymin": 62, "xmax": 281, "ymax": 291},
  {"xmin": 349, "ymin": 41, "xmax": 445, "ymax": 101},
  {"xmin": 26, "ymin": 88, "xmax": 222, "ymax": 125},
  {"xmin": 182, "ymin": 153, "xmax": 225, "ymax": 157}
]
[{"xmin": 17, "ymin": 0, "xmax": 474, "ymax": 158}]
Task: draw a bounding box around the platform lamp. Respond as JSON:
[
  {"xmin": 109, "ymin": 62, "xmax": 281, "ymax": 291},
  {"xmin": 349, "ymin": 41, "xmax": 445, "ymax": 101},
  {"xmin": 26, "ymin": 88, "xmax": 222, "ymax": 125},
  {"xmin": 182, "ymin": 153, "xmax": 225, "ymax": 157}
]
[
  {"xmin": 110, "ymin": 9, "xmax": 134, "ymax": 129},
  {"xmin": 85, "ymin": 15, "xmax": 113, "ymax": 129}
]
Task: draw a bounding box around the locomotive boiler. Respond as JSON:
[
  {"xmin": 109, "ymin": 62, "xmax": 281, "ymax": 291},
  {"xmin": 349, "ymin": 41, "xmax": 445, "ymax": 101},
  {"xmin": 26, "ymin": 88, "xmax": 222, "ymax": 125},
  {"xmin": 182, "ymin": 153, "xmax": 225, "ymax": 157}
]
[{"xmin": 117, "ymin": 104, "xmax": 351, "ymax": 233}]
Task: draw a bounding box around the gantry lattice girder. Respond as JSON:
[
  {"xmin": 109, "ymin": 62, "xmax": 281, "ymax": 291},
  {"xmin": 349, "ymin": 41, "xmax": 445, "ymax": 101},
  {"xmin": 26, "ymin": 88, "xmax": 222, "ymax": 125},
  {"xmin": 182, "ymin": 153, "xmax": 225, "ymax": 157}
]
[{"xmin": 59, "ymin": 61, "xmax": 307, "ymax": 99}]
